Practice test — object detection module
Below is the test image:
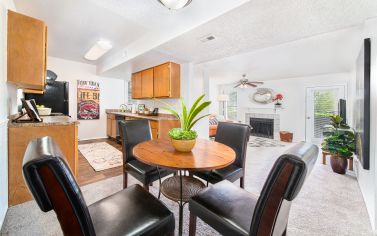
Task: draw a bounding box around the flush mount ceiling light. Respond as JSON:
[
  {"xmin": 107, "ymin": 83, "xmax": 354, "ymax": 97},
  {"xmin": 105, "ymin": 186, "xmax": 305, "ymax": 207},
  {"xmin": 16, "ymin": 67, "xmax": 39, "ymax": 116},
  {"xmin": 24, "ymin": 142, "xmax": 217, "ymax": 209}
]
[
  {"xmin": 84, "ymin": 40, "xmax": 112, "ymax": 61},
  {"xmin": 158, "ymin": 0, "xmax": 192, "ymax": 10}
]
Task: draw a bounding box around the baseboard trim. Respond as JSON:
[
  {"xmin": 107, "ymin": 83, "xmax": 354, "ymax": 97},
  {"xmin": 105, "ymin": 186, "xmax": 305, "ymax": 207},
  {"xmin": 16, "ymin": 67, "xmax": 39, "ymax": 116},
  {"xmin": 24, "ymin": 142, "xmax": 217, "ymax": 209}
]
[
  {"xmin": 0, "ymin": 207, "xmax": 7, "ymax": 232},
  {"xmin": 0, "ymin": 119, "xmax": 8, "ymax": 230},
  {"xmin": 78, "ymin": 136, "xmax": 109, "ymax": 141}
]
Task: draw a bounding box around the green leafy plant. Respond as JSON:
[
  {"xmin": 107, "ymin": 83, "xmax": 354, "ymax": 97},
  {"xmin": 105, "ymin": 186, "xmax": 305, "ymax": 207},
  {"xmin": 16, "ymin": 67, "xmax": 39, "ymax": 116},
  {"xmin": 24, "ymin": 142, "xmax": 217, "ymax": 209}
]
[
  {"xmin": 168, "ymin": 128, "xmax": 198, "ymax": 140},
  {"xmin": 321, "ymin": 115, "xmax": 355, "ymax": 157},
  {"xmin": 159, "ymin": 94, "xmax": 211, "ymax": 140}
]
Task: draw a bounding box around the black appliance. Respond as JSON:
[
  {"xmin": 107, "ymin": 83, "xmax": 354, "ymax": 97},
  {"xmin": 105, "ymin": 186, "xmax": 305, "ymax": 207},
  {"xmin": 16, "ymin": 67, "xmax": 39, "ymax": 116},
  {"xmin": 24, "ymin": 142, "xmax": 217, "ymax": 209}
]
[
  {"xmin": 25, "ymin": 81, "xmax": 69, "ymax": 116},
  {"xmin": 338, "ymin": 99, "xmax": 347, "ymax": 124},
  {"xmin": 354, "ymin": 38, "xmax": 371, "ymax": 170}
]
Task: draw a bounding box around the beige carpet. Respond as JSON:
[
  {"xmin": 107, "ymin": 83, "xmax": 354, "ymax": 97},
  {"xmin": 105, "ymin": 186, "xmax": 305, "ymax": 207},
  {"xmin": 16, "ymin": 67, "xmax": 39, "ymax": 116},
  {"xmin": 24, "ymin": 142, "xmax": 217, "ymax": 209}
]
[
  {"xmin": 78, "ymin": 142, "xmax": 122, "ymax": 171},
  {"xmin": 1, "ymin": 144, "xmax": 374, "ymax": 235}
]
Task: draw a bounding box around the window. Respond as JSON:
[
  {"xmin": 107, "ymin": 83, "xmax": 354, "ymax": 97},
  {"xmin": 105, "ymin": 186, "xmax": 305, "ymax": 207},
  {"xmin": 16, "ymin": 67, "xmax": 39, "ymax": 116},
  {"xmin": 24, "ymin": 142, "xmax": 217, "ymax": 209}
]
[
  {"xmin": 313, "ymin": 89, "xmax": 338, "ymax": 138},
  {"xmin": 227, "ymin": 91, "xmax": 237, "ymax": 120},
  {"xmin": 128, "ymin": 81, "xmax": 135, "ymax": 104}
]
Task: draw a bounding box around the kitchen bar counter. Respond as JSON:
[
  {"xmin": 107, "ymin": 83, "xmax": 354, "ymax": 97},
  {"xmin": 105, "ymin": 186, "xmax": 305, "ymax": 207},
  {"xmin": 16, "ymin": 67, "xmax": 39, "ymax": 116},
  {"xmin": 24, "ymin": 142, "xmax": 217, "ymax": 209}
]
[
  {"xmin": 106, "ymin": 109, "xmax": 180, "ymax": 140},
  {"xmin": 8, "ymin": 114, "xmax": 78, "ymax": 206},
  {"xmin": 105, "ymin": 109, "xmax": 178, "ymax": 121},
  {"xmin": 8, "ymin": 115, "xmax": 79, "ymax": 128}
]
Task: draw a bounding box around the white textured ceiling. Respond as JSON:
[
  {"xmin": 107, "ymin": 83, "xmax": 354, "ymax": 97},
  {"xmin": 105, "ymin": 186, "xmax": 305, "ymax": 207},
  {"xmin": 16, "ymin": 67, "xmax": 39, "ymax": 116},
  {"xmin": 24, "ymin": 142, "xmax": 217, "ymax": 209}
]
[
  {"xmin": 203, "ymin": 26, "xmax": 363, "ymax": 84},
  {"xmin": 13, "ymin": 0, "xmax": 248, "ymax": 67},
  {"xmin": 14, "ymin": 0, "xmax": 146, "ymax": 65},
  {"xmin": 158, "ymin": 0, "xmax": 377, "ymax": 63}
]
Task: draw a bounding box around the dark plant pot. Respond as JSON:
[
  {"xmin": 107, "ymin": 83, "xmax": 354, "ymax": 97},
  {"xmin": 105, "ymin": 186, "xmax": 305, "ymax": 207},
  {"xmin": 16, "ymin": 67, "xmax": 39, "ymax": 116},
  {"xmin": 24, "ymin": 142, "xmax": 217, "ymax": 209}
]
[{"xmin": 330, "ymin": 155, "xmax": 348, "ymax": 174}]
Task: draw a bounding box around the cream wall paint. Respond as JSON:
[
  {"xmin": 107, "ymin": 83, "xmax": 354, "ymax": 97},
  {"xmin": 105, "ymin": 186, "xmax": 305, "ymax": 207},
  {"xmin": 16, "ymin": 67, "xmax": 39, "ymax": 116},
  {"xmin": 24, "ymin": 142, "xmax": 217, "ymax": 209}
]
[
  {"xmin": 214, "ymin": 72, "xmax": 351, "ymax": 142},
  {"xmin": 47, "ymin": 57, "xmax": 126, "ymax": 140},
  {"xmin": 0, "ymin": 0, "xmax": 16, "ymax": 229}
]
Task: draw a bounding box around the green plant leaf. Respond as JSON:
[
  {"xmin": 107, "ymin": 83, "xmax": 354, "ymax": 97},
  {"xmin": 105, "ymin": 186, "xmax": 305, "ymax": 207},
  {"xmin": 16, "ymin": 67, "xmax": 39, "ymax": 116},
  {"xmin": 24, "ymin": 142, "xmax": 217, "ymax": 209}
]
[
  {"xmin": 321, "ymin": 115, "xmax": 355, "ymax": 157},
  {"xmin": 156, "ymin": 95, "xmax": 211, "ymax": 131},
  {"xmin": 156, "ymin": 98, "xmax": 181, "ymax": 120},
  {"xmin": 187, "ymin": 94, "xmax": 205, "ymax": 124},
  {"xmin": 187, "ymin": 101, "xmax": 211, "ymax": 129},
  {"xmin": 188, "ymin": 114, "xmax": 210, "ymax": 130},
  {"xmin": 180, "ymin": 98, "xmax": 188, "ymax": 131},
  {"xmin": 161, "ymin": 106, "xmax": 180, "ymax": 120},
  {"xmin": 168, "ymin": 128, "xmax": 197, "ymax": 140}
]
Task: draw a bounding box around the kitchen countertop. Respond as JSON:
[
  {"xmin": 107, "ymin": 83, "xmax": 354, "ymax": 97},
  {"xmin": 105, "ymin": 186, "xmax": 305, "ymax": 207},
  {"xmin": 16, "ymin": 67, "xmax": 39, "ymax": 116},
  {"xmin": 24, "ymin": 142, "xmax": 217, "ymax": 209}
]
[
  {"xmin": 8, "ymin": 115, "xmax": 79, "ymax": 128},
  {"xmin": 106, "ymin": 109, "xmax": 178, "ymax": 121}
]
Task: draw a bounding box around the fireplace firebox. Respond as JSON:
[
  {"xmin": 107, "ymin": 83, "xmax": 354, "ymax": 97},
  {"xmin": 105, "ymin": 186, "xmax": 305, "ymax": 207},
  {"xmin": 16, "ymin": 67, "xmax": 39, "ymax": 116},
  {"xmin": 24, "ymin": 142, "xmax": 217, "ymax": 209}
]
[{"xmin": 250, "ymin": 118, "xmax": 274, "ymax": 139}]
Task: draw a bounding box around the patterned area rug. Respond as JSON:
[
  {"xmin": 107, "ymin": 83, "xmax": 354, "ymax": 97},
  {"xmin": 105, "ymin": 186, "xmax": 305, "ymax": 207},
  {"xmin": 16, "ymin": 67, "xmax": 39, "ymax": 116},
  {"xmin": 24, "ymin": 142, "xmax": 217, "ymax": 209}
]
[
  {"xmin": 249, "ymin": 136, "xmax": 287, "ymax": 147},
  {"xmin": 78, "ymin": 142, "xmax": 122, "ymax": 171}
]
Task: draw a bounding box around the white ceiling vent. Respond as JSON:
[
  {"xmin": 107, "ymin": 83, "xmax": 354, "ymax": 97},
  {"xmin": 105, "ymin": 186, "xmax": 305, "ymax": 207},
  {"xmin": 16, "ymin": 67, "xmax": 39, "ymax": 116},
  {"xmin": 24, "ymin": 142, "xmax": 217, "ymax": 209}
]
[{"xmin": 199, "ymin": 34, "xmax": 216, "ymax": 43}]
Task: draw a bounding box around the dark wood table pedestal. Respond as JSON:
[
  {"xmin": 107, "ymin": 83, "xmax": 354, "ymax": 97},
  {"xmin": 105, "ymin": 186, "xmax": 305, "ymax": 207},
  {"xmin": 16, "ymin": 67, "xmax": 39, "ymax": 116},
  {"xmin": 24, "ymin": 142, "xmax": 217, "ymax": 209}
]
[{"xmin": 161, "ymin": 171, "xmax": 205, "ymax": 235}]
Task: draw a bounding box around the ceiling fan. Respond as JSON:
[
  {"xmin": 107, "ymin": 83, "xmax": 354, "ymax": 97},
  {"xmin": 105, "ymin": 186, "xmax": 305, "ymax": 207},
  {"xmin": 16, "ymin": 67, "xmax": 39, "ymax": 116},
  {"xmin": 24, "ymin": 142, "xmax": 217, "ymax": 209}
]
[{"xmin": 234, "ymin": 74, "xmax": 264, "ymax": 88}]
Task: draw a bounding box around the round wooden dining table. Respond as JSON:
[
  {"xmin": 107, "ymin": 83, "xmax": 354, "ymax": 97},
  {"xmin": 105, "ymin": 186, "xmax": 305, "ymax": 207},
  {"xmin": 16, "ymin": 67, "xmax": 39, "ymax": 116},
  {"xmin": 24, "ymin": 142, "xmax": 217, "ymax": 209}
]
[{"xmin": 133, "ymin": 138, "xmax": 236, "ymax": 236}]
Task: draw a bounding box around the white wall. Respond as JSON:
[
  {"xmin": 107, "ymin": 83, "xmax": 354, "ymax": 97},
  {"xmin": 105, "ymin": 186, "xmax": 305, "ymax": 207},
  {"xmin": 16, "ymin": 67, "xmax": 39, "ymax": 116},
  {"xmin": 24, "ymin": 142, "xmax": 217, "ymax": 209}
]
[
  {"xmin": 214, "ymin": 72, "xmax": 351, "ymax": 142},
  {"xmin": 351, "ymin": 17, "xmax": 377, "ymax": 232},
  {"xmin": 0, "ymin": 0, "xmax": 16, "ymax": 229},
  {"xmin": 47, "ymin": 57, "xmax": 126, "ymax": 140}
]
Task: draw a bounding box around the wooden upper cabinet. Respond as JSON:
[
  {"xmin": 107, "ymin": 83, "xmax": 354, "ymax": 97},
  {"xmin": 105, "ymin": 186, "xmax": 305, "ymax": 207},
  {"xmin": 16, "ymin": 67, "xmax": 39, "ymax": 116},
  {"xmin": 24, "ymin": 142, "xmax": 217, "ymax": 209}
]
[
  {"xmin": 7, "ymin": 10, "xmax": 47, "ymax": 92},
  {"xmin": 132, "ymin": 72, "xmax": 142, "ymax": 99},
  {"xmin": 154, "ymin": 62, "xmax": 180, "ymax": 98},
  {"xmin": 131, "ymin": 62, "xmax": 180, "ymax": 99},
  {"xmin": 141, "ymin": 68, "xmax": 154, "ymax": 98}
]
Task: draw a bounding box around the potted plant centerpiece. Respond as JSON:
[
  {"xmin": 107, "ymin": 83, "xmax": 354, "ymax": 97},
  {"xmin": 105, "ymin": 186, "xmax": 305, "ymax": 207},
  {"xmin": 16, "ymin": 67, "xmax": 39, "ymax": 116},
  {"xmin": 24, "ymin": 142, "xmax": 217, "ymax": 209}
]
[
  {"xmin": 161, "ymin": 95, "xmax": 211, "ymax": 152},
  {"xmin": 321, "ymin": 115, "xmax": 355, "ymax": 174}
]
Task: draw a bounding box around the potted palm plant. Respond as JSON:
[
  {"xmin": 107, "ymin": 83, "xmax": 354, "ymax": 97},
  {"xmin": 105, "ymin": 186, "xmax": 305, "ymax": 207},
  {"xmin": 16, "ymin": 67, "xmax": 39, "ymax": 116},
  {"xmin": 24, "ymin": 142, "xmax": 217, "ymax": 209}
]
[
  {"xmin": 161, "ymin": 95, "xmax": 211, "ymax": 152},
  {"xmin": 321, "ymin": 115, "xmax": 355, "ymax": 174}
]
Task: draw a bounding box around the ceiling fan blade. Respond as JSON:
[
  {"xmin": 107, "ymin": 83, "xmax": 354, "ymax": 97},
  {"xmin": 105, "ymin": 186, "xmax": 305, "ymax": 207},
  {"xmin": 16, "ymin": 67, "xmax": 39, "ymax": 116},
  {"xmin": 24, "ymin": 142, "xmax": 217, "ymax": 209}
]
[
  {"xmin": 234, "ymin": 84, "xmax": 241, "ymax": 88},
  {"xmin": 248, "ymin": 81, "xmax": 264, "ymax": 84},
  {"xmin": 246, "ymin": 83, "xmax": 257, "ymax": 87}
]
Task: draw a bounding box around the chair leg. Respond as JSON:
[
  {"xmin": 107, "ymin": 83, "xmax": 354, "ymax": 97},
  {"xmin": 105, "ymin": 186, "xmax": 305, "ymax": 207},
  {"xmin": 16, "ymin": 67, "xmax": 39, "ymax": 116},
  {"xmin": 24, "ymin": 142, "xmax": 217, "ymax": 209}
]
[
  {"xmin": 123, "ymin": 172, "xmax": 128, "ymax": 189},
  {"xmin": 143, "ymin": 183, "xmax": 149, "ymax": 191},
  {"xmin": 240, "ymin": 177, "xmax": 244, "ymax": 189},
  {"xmin": 189, "ymin": 212, "xmax": 197, "ymax": 236}
]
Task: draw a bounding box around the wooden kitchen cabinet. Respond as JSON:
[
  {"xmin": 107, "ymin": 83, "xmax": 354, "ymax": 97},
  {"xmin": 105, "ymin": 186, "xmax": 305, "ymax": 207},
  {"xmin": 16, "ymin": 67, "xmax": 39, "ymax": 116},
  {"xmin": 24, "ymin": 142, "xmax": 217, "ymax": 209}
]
[
  {"xmin": 141, "ymin": 68, "xmax": 154, "ymax": 98},
  {"xmin": 131, "ymin": 62, "xmax": 180, "ymax": 99},
  {"xmin": 107, "ymin": 114, "xmax": 118, "ymax": 139},
  {"xmin": 7, "ymin": 10, "xmax": 47, "ymax": 92},
  {"xmin": 153, "ymin": 62, "xmax": 180, "ymax": 98},
  {"xmin": 8, "ymin": 119, "xmax": 78, "ymax": 206},
  {"xmin": 132, "ymin": 72, "xmax": 142, "ymax": 99},
  {"xmin": 106, "ymin": 112, "xmax": 179, "ymax": 141}
]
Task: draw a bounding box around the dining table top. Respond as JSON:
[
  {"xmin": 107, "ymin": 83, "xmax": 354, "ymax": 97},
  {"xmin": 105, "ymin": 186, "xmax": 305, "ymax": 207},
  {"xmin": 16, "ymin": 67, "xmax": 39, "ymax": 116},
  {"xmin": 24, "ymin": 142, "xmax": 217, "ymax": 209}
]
[{"xmin": 133, "ymin": 138, "xmax": 236, "ymax": 171}]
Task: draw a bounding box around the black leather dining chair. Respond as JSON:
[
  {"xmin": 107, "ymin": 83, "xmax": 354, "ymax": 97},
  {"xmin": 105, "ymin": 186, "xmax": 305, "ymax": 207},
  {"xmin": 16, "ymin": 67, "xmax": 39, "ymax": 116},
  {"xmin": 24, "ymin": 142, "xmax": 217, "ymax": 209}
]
[
  {"xmin": 193, "ymin": 122, "xmax": 251, "ymax": 188},
  {"xmin": 22, "ymin": 136, "xmax": 175, "ymax": 236},
  {"xmin": 119, "ymin": 120, "xmax": 174, "ymax": 192},
  {"xmin": 188, "ymin": 142, "xmax": 318, "ymax": 236}
]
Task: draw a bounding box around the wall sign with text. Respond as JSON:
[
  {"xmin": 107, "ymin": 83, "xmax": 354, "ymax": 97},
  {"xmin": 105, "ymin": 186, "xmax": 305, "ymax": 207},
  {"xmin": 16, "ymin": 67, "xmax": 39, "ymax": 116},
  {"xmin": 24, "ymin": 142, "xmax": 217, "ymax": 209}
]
[{"xmin": 77, "ymin": 80, "xmax": 100, "ymax": 120}]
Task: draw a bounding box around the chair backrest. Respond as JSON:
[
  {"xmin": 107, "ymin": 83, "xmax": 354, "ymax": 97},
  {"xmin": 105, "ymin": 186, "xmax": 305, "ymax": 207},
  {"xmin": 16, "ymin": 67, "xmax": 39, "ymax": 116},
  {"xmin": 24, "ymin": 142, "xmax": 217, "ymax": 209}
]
[
  {"xmin": 119, "ymin": 119, "xmax": 152, "ymax": 163},
  {"xmin": 249, "ymin": 142, "xmax": 318, "ymax": 236},
  {"xmin": 215, "ymin": 122, "xmax": 251, "ymax": 168},
  {"xmin": 22, "ymin": 136, "xmax": 95, "ymax": 236}
]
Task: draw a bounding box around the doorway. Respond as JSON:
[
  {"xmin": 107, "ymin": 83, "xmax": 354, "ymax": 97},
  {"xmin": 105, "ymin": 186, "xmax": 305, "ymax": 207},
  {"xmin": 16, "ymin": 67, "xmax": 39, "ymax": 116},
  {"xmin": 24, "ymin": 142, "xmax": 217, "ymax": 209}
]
[{"xmin": 305, "ymin": 86, "xmax": 346, "ymax": 144}]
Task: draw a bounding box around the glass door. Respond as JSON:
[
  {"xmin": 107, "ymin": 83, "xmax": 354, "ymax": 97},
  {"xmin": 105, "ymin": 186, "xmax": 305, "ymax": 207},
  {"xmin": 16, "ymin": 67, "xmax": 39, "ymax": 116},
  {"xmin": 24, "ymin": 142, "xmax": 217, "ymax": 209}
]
[{"xmin": 305, "ymin": 86, "xmax": 345, "ymax": 144}]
